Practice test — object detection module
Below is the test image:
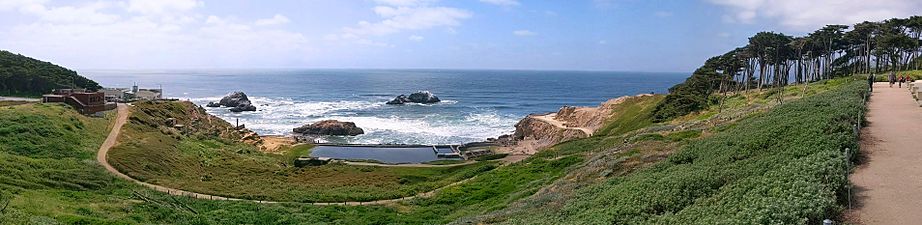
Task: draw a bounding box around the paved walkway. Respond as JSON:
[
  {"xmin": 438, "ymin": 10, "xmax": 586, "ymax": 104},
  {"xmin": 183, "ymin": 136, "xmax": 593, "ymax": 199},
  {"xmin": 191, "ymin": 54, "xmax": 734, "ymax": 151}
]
[
  {"xmin": 96, "ymin": 104, "xmax": 471, "ymax": 205},
  {"xmin": 850, "ymin": 83, "xmax": 922, "ymax": 224}
]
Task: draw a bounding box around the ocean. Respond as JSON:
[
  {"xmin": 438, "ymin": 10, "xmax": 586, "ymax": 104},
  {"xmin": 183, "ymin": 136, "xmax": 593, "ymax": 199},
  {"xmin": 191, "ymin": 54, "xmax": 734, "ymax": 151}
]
[{"xmin": 84, "ymin": 69, "xmax": 686, "ymax": 145}]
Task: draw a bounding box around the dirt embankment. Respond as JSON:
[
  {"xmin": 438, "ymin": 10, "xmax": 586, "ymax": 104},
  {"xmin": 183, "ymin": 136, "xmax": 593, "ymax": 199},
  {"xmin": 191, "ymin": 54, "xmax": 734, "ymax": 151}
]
[{"xmin": 497, "ymin": 94, "xmax": 652, "ymax": 156}]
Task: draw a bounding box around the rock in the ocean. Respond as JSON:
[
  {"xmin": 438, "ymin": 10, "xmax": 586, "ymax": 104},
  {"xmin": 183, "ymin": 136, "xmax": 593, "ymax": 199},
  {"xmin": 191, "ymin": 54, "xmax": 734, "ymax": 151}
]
[
  {"xmin": 386, "ymin": 95, "xmax": 410, "ymax": 105},
  {"xmin": 219, "ymin": 91, "xmax": 251, "ymax": 107},
  {"xmin": 293, "ymin": 120, "xmax": 364, "ymax": 136},
  {"xmin": 386, "ymin": 91, "xmax": 441, "ymax": 105},
  {"xmin": 229, "ymin": 103, "xmax": 257, "ymax": 112},
  {"xmin": 206, "ymin": 91, "xmax": 257, "ymax": 112}
]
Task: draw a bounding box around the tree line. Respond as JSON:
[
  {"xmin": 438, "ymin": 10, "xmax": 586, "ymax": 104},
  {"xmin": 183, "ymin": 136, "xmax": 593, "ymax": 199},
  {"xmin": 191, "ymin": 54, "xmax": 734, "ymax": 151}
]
[
  {"xmin": 0, "ymin": 50, "xmax": 101, "ymax": 97},
  {"xmin": 653, "ymin": 16, "xmax": 922, "ymax": 121}
]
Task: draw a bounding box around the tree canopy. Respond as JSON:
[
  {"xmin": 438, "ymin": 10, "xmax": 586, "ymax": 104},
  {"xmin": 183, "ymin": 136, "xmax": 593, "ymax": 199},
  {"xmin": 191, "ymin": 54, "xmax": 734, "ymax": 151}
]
[
  {"xmin": 0, "ymin": 50, "xmax": 101, "ymax": 97},
  {"xmin": 653, "ymin": 15, "xmax": 922, "ymax": 121}
]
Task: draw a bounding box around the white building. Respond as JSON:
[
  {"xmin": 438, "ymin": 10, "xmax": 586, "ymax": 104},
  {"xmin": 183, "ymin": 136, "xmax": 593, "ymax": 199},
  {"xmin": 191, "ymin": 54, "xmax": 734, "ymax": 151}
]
[{"xmin": 99, "ymin": 84, "xmax": 162, "ymax": 102}]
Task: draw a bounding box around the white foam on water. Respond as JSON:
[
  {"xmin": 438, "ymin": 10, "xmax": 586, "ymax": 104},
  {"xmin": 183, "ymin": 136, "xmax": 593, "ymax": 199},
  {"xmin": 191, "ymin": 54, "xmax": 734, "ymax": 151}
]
[
  {"xmin": 317, "ymin": 110, "xmax": 517, "ymax": 144},
  {"xmin": 194, "ymin": 95, "xmax": 518, "ymax": 144}
]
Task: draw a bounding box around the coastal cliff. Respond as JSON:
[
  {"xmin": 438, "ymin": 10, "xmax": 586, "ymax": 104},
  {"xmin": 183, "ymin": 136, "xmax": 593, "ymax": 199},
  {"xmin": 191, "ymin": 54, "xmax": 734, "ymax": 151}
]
[{"xmin": 499, "ymin": 94, "xmax": 653, "ymax": 155}]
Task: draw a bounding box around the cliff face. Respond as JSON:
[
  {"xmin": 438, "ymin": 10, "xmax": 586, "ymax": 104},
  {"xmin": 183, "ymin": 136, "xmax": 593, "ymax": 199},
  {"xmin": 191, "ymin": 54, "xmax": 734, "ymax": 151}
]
[
  {"xmin": 513, "ymin": 116, "xmax": 587, "ymax": 147},
  {"xmin": 499, "ymin": 94, "xmax": 652, "ymax": 155}
]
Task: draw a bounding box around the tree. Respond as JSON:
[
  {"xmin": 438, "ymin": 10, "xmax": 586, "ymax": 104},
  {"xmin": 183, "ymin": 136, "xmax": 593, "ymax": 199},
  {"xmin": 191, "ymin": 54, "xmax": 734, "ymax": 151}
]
[{"xmin": 0, "ymin": 50, "xmax": 101, "ymax": 97}]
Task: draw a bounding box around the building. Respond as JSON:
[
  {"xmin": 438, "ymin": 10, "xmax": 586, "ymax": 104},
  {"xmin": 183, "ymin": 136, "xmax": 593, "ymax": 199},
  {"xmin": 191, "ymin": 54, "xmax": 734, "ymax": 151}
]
[
  {"xmin": 99, "ymin": 84, "xmax": 162, "ymax": 102},
  {"xmin": 42, "ymin": 89, "xmax": 116, "ymax": 114},
  {"xmin": 100, "ymin": 88, "xmax": 129, "ymax": 102}
]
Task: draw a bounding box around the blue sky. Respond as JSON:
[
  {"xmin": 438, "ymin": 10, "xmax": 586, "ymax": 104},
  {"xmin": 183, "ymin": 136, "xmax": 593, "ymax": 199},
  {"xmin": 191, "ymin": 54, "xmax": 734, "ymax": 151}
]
[{"xmin": 1, "ymin": 0, "xmax": 921, "ymax": 72}]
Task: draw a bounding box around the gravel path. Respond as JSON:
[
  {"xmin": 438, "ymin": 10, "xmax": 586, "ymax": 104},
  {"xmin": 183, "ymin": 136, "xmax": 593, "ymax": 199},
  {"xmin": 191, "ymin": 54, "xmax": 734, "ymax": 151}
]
[{"xmin": 850, "ymin": 83, "xmax": 922, "ymax": 224}]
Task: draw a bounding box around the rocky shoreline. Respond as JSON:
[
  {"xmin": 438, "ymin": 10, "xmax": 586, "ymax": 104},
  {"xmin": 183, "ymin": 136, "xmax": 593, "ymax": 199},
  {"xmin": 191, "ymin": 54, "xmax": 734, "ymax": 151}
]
[
  {"xmin": 198, "ymin": 89, "xmax": 651, "ymax": 160},
  {"xmin": 489, "ymin": 94, "xmax": 653, "ymax": 157}
]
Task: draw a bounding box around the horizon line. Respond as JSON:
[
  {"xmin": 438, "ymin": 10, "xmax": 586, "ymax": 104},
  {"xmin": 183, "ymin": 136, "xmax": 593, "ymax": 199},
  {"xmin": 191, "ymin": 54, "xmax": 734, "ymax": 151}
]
[{"xmin": 76, "ymin": 67, "xmax": 692, "ymax": 74}]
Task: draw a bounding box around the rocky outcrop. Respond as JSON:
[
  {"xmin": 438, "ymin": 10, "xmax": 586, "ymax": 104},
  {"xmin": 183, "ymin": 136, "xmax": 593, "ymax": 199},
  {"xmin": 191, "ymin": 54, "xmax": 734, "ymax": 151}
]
[
  {"xmin": 293, "ymin": 120, "xmax": 364, "ymax": 136},
  {"xmin": 386, "ymin": 91, "xmax": 441, "ymax": 104},
  {"xmin": 494, "ymin": 94, "xmax": 654, "ymax": 155},
  {"xmin": 206, "ymin": 91, "xmax": 257, "ymax": 112},
  {"xmin": 229, "ymin": 104, "xmax": 256, "ymax": 112}
]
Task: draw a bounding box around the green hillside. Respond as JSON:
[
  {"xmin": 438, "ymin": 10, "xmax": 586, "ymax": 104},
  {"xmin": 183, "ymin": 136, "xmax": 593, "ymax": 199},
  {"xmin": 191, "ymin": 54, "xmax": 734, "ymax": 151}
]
[{"xmin": 0, "ymin": 50, "xmax": 101, "ymax": 97}]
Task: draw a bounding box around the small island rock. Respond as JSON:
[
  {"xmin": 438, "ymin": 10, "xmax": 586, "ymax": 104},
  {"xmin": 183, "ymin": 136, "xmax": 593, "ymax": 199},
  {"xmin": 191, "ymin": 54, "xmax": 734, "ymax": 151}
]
[
  {"xmin": 206, "ymin": 91, "xmax": 257, "ymax": 112},
  {"xmin": 293, "ymin": 120, "xmax": 364, "ymax": 136},
  {"xmin": 386, "ymin": 91, "xmax": 441, "ymax": 105}
]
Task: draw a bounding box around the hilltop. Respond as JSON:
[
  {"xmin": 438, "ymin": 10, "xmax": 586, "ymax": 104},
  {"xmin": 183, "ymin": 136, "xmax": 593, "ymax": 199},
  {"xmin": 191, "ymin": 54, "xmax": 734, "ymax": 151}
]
[{"xmin": 0, "ymin": 50, "xmax": 101, "ymax": 97}]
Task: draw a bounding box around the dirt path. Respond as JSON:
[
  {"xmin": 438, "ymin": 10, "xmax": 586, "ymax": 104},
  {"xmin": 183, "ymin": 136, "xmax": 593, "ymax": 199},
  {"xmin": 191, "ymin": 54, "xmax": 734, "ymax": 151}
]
[
  {"xmin": 96, "ymin": 104, "xmax": 472, "ymax": 205},
  {"xmin": 531, "ymin": 113, "xmax": 593, "ymax": 136},
  {"xmin": 849, "ymin": 83, "xmax": 922, "ymax": 225}
]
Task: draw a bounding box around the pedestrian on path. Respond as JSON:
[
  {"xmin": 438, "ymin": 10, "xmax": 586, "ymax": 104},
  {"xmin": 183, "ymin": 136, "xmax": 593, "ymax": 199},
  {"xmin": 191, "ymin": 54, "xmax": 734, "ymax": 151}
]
[
  {"xmin": 899, "ymin": 75, "xmax": 905, "ymax": 88},
  {"xmin": 868, "ymin": 73, "xmax": 875, "ymax": 92},
  {"xmin": 889, "ymin": 71, "xmax": 896, "ymax": 88}
]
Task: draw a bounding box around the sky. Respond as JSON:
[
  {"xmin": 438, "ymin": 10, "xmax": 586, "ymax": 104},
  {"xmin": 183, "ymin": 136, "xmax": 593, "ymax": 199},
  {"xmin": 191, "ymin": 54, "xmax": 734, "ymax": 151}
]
[{"xmin": 1, "ymin": 0, "xmax": 921, "ymax": 72}]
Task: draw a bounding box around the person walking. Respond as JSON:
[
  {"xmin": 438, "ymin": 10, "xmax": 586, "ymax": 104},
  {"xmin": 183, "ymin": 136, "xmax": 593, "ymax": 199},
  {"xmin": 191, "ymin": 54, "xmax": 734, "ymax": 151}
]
[
  {"xmin": 868, "ymin": 73, "xmax": 875, "ymax": 93},
  {"xmin": 899, "ymin": 75, "xmax": 905, "ymax": 88},
  {"xmin": 889, "ymin": 71, "xmax": 896, "ymax": 88}
]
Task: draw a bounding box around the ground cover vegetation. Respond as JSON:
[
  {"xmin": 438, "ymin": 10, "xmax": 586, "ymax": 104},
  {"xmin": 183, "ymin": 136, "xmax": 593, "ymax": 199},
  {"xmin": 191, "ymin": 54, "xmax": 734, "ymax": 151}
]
[{"xmin": 477, "ymin": 79, "xmax": 867, "ymax": 224}]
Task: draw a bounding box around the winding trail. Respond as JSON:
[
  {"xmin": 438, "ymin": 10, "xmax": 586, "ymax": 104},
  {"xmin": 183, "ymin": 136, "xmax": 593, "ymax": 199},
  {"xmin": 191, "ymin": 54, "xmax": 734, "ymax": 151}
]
[
  {"xmin": 850, "ymin": 83, "xmax": 922, "ymax": 224},
  {"xmin": 531, "ymin": 113, "xmax": 593, "ymax": 136},
  {"xmin": 96, "ymin": 104, "xmax": 477, "ymax": 205}
]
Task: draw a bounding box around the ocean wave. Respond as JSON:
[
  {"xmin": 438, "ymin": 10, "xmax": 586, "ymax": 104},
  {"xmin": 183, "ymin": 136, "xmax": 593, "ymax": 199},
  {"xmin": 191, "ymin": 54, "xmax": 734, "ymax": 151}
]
[{"xmin": 192, "ymin": 94, "xmax": 517, "ymax": 144}]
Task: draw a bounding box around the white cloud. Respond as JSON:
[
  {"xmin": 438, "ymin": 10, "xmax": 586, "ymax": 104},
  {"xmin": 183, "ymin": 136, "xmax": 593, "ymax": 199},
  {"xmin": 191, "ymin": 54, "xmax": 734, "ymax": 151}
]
[
  {"xmin": 18, "ymin": 1, "xmax": 120, "ymax": 24},
  {"xmin": 708, "ymin": 0, "xmax": 922, "ymax": 31},
  {"xmin": 0, "ymin": 0, "xmax": 46, "ymax": 10},
  {"xmin": 408, "ymin": 35, "xmax": 424, "ymax": 41},
  {"xmin": 513, "ymin": 29, "xmax": 536, "ymax": 36},
  {"xmin": 373, "ymin": 0, "xmax": 433, "ymax": 7},
  {"xmin": 598, "ymin": 40, "xmax": 607, "ymax": 45},
  {"xmin": 126, "ymin": 0, "xmax": 202, "ymax": 15},
  {"xmin": 479, "ymin": 0, "xmax": 519, "ymax": 6},
  {"xmin": 0, "ymin": 0, "xmax": 309, "ymax": 68},
  {"xmin": 255, "ymin": 14, "xmax": 289, "ymax": 26},
  {"xmin": 330, "ymin": 2, "xmax": 470, "ymax": 42}
]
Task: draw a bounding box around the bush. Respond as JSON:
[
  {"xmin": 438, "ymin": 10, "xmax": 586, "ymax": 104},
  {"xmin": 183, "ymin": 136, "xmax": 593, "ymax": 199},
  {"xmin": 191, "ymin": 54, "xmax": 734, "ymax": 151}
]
[{"xmin": 502, "ymin": 80, "xmax": 867, "ymax": 224}]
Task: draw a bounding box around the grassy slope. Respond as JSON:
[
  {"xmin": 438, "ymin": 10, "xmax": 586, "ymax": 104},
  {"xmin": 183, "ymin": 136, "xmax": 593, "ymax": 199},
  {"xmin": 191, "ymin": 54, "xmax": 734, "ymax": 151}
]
[
  {"xmin": 2, "ymin": 79, "xmax": 864, "ymax": 224},
  {"xmin": 490, "ymin": 79, "xmax": 866, "ymax": 224},
  {"xmin": 0, "ymin": 103, "xmax": 133, "ymax": 223},
  {"xmin": 0, "ymin": 100, "xmax": 584, "ymax": 224},
  {"xmin": 107, "ymin": 100, "xmax": 498, "ymax": 202}
]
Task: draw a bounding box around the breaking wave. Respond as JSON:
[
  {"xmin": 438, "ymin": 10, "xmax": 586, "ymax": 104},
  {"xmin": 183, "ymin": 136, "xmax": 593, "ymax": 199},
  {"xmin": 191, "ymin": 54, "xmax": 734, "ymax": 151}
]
[{"xmin": 191, "ymin": 95, "xmax": 516, "ymax": 144}]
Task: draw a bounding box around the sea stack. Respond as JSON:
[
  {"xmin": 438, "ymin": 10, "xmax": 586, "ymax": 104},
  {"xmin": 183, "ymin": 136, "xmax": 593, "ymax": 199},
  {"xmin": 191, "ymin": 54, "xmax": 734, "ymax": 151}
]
[
  {"xmin": 206, "ymin": 91, "xmax": 257, "ymax": 112},
  {"xmin": 293, "ymin": 120, "xmax": 364, "ymax": 136},
  {"xmin": 386, "ymin": 91, "xmax": 441, "ymax": 105}
]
